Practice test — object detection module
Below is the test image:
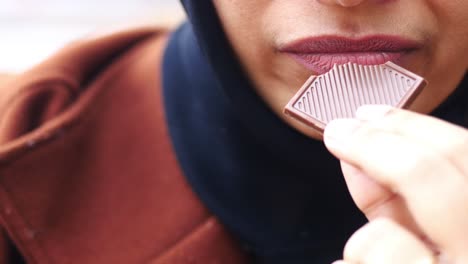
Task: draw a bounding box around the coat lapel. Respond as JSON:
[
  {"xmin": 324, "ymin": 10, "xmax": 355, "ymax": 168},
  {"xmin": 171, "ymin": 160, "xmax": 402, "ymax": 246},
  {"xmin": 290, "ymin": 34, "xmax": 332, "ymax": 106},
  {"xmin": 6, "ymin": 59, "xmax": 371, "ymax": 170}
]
[{"xmin": 0, "ymin": 28, "xmax": 248, "ymax": 264}]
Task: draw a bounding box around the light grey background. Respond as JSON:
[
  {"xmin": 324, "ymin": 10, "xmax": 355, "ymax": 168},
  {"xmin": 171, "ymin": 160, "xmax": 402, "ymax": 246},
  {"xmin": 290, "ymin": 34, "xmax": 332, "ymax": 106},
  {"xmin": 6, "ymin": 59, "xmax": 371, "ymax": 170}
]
[{"xmin": 0, "ymin": 0, "xmax": 185, "ymax": 72}]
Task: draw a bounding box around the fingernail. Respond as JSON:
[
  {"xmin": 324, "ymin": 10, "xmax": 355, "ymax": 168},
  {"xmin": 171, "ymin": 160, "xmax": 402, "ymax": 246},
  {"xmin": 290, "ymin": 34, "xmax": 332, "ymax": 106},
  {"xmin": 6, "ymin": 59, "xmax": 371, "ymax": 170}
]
[
  {"xmin": 324, "ymin": 119, "xmax": 361, "ymax": 151},
  {"xmin": 417, "ymin": 256, "xmax": 437, "ymax": 264},
  {"xmin": 355, "ymin": 105, "xmax": 394, "ymax": 121},
  {"xmin": 330, "ymin": 261, "xmax": 346, "ymax": 264}
]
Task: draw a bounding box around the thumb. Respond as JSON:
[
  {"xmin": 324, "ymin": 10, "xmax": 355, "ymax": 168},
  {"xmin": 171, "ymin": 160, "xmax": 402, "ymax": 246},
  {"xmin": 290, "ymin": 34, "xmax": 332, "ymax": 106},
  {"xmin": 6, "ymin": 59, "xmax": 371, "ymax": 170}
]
[{"xmin": 341, "ymin": 161, "xmax": 425, "ymax": 238}]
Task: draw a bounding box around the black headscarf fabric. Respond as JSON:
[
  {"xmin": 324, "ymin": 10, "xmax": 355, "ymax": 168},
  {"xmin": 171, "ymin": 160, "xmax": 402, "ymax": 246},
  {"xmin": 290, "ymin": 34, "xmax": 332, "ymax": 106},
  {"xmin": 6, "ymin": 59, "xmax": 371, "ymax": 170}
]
[{"xmin": 162, "ymin": 1, "xmax": 468, "ymax": 263}]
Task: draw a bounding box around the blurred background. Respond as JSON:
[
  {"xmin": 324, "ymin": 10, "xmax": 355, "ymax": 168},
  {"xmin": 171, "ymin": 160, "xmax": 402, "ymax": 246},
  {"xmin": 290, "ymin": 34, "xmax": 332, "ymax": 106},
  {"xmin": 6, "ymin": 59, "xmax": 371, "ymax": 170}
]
[{"xmin": 0, "ymin": 0, "xmax": 185, "ymax": 73}]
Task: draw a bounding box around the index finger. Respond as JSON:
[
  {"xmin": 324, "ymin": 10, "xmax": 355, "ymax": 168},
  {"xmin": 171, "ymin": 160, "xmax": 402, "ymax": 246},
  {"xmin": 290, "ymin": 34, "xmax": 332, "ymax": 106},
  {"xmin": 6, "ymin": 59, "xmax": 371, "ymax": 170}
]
[
  {"xmin": 323, "ymin": 107, "xmax": 468, "ymax": 259},
  {"xmin": 356, "ymin": 105, "xmax": 468, "ymax": 172}
]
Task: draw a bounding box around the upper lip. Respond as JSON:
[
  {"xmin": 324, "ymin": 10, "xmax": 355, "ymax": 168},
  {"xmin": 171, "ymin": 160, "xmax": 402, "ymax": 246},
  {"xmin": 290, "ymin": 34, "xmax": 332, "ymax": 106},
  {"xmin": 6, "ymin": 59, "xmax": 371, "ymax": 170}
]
[{"xmin": 279, "ymin": 35, "xmax": 422, "ymax": 53}]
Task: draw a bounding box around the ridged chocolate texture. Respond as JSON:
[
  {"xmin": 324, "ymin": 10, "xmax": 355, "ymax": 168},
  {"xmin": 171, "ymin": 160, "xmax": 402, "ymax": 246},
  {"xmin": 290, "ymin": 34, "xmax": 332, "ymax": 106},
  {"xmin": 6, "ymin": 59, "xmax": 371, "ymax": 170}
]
[{"xmin": 284, "ymin": 62, "xmax": 426, "ymax": 132}]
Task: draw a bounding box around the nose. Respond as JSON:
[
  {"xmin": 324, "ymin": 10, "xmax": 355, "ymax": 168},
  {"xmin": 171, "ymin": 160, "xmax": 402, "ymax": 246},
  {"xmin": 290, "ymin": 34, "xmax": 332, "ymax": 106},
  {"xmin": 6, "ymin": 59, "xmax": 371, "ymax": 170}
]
[{"xmin": 318, "ymin": 0, "xmax": 368, "ymax": 7}]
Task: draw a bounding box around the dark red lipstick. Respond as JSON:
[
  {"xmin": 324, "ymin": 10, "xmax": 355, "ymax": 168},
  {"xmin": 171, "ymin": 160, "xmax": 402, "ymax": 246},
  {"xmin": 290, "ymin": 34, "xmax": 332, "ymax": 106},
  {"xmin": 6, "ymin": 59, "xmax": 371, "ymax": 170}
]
[{"xmin": 280, "ymin": 35, "xmax": 422, "ymax": 74}]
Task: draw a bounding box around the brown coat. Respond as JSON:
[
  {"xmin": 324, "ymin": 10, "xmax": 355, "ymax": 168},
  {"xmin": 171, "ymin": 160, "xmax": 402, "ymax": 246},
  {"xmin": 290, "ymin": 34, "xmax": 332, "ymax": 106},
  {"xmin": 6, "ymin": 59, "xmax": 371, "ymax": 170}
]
[{"xmin": 0, "ymin": 28, "xmax": 248, "ymax": 263}]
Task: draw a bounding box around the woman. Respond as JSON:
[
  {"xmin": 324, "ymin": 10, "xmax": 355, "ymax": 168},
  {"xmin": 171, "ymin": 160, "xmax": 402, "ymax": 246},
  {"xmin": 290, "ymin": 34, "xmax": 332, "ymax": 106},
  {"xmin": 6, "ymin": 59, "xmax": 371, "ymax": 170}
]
[
  {"xmin": 0, "ymin": 0, "xmax": 466, "ymax": 263},
  {"xmin": 211, "ymin": 0, "xmax": 468, "ymax": 263}
]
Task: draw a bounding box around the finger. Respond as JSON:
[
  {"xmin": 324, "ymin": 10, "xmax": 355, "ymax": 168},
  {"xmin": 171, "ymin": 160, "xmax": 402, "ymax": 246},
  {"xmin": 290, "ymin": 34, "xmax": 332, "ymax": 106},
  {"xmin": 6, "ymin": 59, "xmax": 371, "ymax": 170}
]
[
  {"xmin": 324, "ymin": 117, "xmax": 468, "ymax": 258},
  {"xmin": 356, "ymin": 105, "xmax": 468, "ymax": 173},
  {"xmin": 340, "ymin": 161, "xmax": 391, "ymax": 213},
  {"xmin": 343, "ymin": 218, "xmax": 435, "ymax": 264},
  {"xmin": 341, "ymin": 161, "xmax": 424, "ymax": 237},
  {"xmin": 331, "ymin": 260, "xmax": 352, "ymax": 264}
]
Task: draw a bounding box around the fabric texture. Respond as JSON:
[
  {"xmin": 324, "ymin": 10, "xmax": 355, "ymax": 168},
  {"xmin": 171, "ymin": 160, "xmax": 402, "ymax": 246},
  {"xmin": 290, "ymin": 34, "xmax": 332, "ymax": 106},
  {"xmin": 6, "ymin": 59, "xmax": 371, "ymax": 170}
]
[
  {"xmin": 0, "ymin": 28, "xmax": 248, "ymax": 264},
  {"xmin": 164, "ymin": 2, "xmax": 365, "ymax": 263}
]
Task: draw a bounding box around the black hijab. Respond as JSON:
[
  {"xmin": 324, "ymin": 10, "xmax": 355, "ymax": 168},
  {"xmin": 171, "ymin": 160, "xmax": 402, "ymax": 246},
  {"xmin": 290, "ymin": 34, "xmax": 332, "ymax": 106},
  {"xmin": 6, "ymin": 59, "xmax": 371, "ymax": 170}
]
[{"xmin": 162, "ymin": 1, "xmax": 468, "ymax": 263}]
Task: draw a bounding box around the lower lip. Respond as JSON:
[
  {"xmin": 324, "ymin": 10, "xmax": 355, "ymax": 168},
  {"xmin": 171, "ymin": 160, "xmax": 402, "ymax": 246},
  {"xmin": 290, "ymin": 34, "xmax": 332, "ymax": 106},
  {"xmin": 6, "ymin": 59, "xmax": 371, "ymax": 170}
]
[{"xmin": 289, "ymin": 52, "xmax": 406, "ymax": 74}]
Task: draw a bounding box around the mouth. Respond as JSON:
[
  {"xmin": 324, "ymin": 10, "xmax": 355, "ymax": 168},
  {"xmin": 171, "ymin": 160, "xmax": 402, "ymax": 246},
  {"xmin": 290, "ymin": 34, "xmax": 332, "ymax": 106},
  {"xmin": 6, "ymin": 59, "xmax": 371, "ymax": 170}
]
[{"xmin": 279, "ymin": 35, "xmax": 423, "ymax": 74}]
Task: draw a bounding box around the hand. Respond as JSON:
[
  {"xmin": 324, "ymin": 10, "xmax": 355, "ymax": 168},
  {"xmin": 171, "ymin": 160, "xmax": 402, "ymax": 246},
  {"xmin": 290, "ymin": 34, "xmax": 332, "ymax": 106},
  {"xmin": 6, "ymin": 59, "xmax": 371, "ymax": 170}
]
[{"xmin": 323, "ymin": 105, "xmax": 468, "ymax": 264}]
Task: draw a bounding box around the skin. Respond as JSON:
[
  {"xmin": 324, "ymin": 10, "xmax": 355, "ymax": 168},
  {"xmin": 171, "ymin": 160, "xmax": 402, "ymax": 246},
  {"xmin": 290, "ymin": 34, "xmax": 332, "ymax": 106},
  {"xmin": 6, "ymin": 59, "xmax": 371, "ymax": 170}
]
[
  {"xmin": 213, "ymin": 0, "xmax": 468, "ymax": 139},
  {"xmin": 213, "ymin": 0, "xmax": 468, "ymax": 262},
  {"xmin": 325, "ymin": 105, "xmax": 468, "ymax": 263}
]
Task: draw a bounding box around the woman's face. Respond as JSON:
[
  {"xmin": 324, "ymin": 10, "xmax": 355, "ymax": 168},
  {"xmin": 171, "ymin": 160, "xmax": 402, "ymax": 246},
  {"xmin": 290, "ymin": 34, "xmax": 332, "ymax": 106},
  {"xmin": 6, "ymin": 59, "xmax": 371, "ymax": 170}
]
[{"xmin": 213, "ymin": 0, "xmax": 468, "ymax": 139}]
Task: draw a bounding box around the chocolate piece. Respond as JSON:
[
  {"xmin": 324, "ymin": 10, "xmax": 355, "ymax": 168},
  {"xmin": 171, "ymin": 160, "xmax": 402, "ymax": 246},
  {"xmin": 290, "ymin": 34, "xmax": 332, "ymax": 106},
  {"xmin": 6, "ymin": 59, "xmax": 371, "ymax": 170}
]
[{"xmin": 284, "ymin": 62, "xmax": 426, "ymax": 133}]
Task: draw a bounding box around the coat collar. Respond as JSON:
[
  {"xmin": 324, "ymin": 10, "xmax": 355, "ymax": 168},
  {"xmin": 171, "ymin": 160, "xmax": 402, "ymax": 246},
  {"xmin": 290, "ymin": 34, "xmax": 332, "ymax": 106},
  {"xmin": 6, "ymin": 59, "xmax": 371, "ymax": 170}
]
[{"xmin": 0, "ymin": 27, "xmax": 247, "ymax": 264}]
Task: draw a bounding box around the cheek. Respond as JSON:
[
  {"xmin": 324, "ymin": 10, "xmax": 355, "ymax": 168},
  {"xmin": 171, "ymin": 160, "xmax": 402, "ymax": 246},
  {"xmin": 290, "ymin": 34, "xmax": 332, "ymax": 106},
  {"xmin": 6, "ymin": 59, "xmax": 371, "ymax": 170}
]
[
  {"xmin": 213, "ymin": 0, "xmax": 293, "ymax": 91},
  {"xmin": 427, "ymin": 1, "xmax": 468, "ymax": 82},
  {"xmin": 428, "ymin": 0, "xmax": 468, "ymax": 62},
  {"xmin": 408, "ymin": 1, "xmax": 468, "ymax": 113},
  {"xmin": 212, "ymin": 0, "xmax": 273, "ymax": 65}
]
